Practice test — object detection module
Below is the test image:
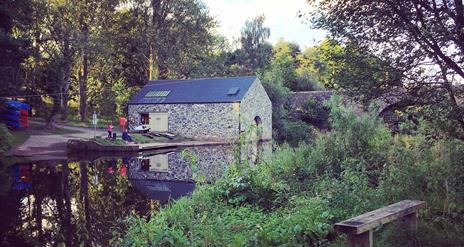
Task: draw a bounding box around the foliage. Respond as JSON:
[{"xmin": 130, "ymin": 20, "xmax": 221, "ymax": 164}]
[
  {"xmin": 6, "ymin": 0, "xmax": 222, "ymax": 123},
  {"xmin": 0, "ymin": 0, "xmax": 31, "ymax": 97},
  {"xmin": 224, "ymin": 15, "xmax": 273, "ymax": 75},
  {"xmin": 130, "ymin": 134, "xmax": 168, "ymax": 144},
  {"xmin": 0, "ymin": 124, "xmax": 13, "ymax": 156},
  {"xmin": 267, "ymin": 39, "xmax": 326, "ymax": 91},
  {"xmin": 9, "ymin": 130, "xmax": 30, "ymax": 149},
  {"xmin": 113, "ymin": 97, "xmax": 464, "ymax": 246},
  {"xmin": 300, "ymin": 98, "xmax": 330, "ymax": 129},
  {"xmin": 92, "ymin": 137, "xmax": 125, "ymax": 146},
  {"xmin": 238, "ymin": 15, "xmax": 272, "ymax": 73},
  {"xmin": 309, "ymin": 0, "xmax": 464, "ymax": 139},
  {"xmin": 149, "ymin": 0, "xmax": 218, "ymax": 79},
  {"xmin": 259, "ymin": 64, "xmax": 316, "ymax": 145}
]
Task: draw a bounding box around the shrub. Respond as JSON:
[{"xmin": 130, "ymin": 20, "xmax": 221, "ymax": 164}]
[{"xmin": 0, "ymin": 124, "xmax": 13, "ymax": 156}]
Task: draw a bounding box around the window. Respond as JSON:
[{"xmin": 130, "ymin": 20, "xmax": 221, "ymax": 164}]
[
  {"xmin": 227, "ymin": 87, "xmax": 240, "ymax": 95},
  {"xmin": 145, "ymin": 90, "xmax": 170, "ymax": 98}
]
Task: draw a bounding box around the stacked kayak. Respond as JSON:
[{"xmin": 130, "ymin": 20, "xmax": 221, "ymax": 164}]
[{"xmin": 0, "ymin": 101, "xmax": 31, "ymax": 128}]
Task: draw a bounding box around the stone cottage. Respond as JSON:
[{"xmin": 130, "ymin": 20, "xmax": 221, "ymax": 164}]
[{"xmin": 127, "ymin": 76, "xmax": 272, "ymax": 141}]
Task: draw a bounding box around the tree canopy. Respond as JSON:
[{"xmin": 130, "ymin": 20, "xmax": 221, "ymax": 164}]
[{"xmin": 310, "ymin": 0, "xmax": 464, "ymax": 139}]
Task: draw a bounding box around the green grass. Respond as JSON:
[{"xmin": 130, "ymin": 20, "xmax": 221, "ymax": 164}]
[
  {"xmin": 92, "ymin": 137, "xmax": 125, "ymax": 146},
  {"xmin": 87, "ymin": 134, "xmax": 171, "ymax": 146},
  {"xmin": 10, "ymin": 130, "xmax": 30, "ymax": 148},
  {"xmin": 131, "ymin": 134, "xmax": 170, "ymax": 143}
]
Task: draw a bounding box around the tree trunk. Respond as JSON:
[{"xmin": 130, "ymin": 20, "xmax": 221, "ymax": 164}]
[
  {"xmin": 45, "ymin": 95, "xmax": 60, "ymax": 130},
  {"xmin": 79, "ymin": 24, "xmax": 89, "ymax": 122},
  {"xmin": 79, "ymin": 161, "xmax": 91, "ymax": 244},
  {"xmin": 60, "ymin": 60, "xmax": 72, "ymax": 121},
  {"xmin": 62, "ymin": 162, "xmax": 73, "ymax": 246},
  {"xmin": 60, "ymin": 36, "xmax": 73, "ymax": 121},
  {"xmin": 439, "ymin": 63, "xmax": 464, "ymax": 135},
  {"xmin": 149, "ymin": 46, "xmax": 156, "ymax": 80},
  {"xmin": 157, "ymin": 52, "xmax": 169, "ymax": 79},
  {"xmin": 34, "ymin": 193, "xmax": 44, "ymax": 245},
  {"xmin": 151, "ymin": 0, "xmax": 169, "ymax": 80}
]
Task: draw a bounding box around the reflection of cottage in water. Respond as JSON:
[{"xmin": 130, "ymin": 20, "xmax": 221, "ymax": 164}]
[
  {"xmin": 128, "ymin": 145, "xmax": 235, "ymax": 182},
  {"xmin": 127, "ymin": 143, "xmax": 272, "ymax": 202},
  {"xmin": 140, "ymin": 154, "xmax": 169, "ymax": 172},
  {"xmin": 127, "ymin": 76, "xmax": 272, "ymax": 141}
]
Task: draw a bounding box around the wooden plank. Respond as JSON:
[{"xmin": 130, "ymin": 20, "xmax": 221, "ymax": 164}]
[{"xmin": 335, "ymin": 200, "xmax": 426, "ymax": 234}]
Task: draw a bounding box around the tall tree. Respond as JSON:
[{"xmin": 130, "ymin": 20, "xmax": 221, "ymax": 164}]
[
  {"xmin": 26, "ymin": 0, "xmax": 79, "ymax": 126},
  {"xmin": 0, "ymin": 0, "xmax": 31, "ymax": 97},
  {"xmin": 233, "ymin": 15, "xmax": 273, "ymax": 74},
  {"xmin": 149, "ymin": 0, "xmax": 217, "ymax": 79},
  {"xmin": 75, "ymin": 0, "xmax": 119, "ymax": 121}
]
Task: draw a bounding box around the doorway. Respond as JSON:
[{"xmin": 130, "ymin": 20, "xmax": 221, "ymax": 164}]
[
  {"xmin": 140, "ymin": 113, "xmax": 149, "ymax": 125},
  {"xmin": 254, "ymin": 116, "xmax": 263, "ymax": 141},
  {"xmin": 149, "ymin": 112, "xmax": 168, "ymax": 132}
]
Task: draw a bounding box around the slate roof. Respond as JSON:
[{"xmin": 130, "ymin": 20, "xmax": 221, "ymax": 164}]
[{"xmin": 128, "ymin": 76, "xmax": 257, "ymax": 104}]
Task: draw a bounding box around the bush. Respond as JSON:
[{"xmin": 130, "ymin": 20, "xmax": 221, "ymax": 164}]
[{"xmin": 0, "ymin": 124, "xmax": 13, "ymax": 156}]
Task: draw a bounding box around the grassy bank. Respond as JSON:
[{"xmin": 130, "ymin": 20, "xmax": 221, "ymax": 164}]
[
  {"xmin": 10, "ymin": 130, "xmax": 30, "ymax": 148},
  {"xmin": 91, "ymin": 134, "xmax": 171, "ymax": 146}
]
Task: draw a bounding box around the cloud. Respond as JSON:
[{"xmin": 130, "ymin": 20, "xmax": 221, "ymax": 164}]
[{"xmin": 202, "ymin": 0, "xmax": 326, "ymax": 48}]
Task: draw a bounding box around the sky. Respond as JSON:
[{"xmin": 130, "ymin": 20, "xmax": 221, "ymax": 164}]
[{"xmin": 202, "ymin": 0, "xmax": 327, "ymax": 49}]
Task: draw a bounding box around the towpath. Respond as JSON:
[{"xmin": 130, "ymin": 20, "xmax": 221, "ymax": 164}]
[{"xmin": 8, "ymin": 120, "xmax": 106, "ymax": 160}]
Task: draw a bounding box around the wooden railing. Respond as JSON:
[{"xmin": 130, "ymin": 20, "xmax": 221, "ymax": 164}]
[{"xmin": 334, "ymin": 200, "xmax": 426, "ymax": 247}]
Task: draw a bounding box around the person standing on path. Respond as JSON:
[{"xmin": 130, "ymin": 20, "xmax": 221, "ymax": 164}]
[
  {"xmin": 119, "ymin": 117, "xmax": 127, "ymax": 133},
  {"xmin": 107, "ymin": 122, "xmax": 113, "ymax": 138}
]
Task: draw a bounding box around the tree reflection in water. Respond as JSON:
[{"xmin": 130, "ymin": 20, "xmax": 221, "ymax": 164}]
[
  {"xmin": 0, "ymin": 143, "xmax": 271, "ymax": 246},
  {"xmin": 0, "ymin": 159, "xmax": 151, "ymax": 246}
]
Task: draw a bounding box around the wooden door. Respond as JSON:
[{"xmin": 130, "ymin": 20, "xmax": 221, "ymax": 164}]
[{"xmin": 149, "ymin": 112, "xmax": 168, "ymax": 132}]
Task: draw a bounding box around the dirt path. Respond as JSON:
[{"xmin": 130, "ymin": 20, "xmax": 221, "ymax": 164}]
[{"xmin": 8, "ymin": 120, "xmax": 109, "ymax": 160}]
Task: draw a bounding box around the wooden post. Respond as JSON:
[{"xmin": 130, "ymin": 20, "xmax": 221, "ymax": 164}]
[
  {"xmin": 400, "ymin": 212, "xmax": 418, "ymax": 232},
  {"xmin": 348, "ymin": 230, "xmax": 373, "ymax": 247}
]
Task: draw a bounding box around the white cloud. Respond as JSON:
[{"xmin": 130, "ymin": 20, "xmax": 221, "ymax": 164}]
[{"xmin": 202, "ymin": 0, "xmax": 326, "ymax": 48}]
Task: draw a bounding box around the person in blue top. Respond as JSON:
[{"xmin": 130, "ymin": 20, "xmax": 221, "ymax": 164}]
[{"xmin": 122, "ymin": 128, "xmax": 133, "ymax": 142}]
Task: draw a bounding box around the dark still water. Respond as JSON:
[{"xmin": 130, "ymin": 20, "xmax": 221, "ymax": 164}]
[{"xmin": 0, "ymin": 143, "xmax": 271, "ymax": 246}]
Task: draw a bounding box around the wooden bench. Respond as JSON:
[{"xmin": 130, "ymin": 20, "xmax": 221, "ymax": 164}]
[{"xmin": 334, "ymin": 200, "xmax": 426, "ymax": 247}]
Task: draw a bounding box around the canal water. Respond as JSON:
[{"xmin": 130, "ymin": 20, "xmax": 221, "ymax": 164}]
[{"xmin": 0, "ymin": 143, "xmax": 271, "ymax": 246}]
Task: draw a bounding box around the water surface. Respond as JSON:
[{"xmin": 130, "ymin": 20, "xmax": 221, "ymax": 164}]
[{"xmin": 0, "ymin": 143, "xmax": 271, "ymax": 246}]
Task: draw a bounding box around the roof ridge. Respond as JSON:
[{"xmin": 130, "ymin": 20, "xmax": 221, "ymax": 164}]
[{"xmin": 148, "ymin": 76, "xmax": 256, "ymax": 85}]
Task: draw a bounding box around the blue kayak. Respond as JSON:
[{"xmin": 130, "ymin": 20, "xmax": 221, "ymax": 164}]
[
  {"xmin": 0, "ymin": 113, "xmax": 20, "ymax": 121},
  {"xmin": 6, "ymin": 100, "xmax": 31, "ymax": 110},
  {"xmin": 0, "ymin": 119, "xmax": 21, "ymax": 128}
]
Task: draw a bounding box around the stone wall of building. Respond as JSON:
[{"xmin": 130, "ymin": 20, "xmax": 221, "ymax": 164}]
[
  {"xmin": 128, "ymin": 103, "xmax": 240, "ymax": 140},
  {"xmin": 239, "ymin": 79, "xmax": 272, "ymax": 140}
]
